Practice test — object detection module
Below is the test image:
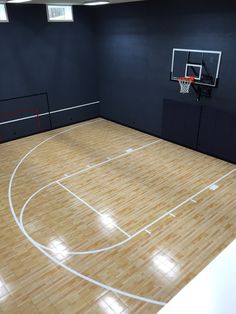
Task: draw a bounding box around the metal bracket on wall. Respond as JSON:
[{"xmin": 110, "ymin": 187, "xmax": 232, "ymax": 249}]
[{"xmin": 191, "ymin": 84, "xmax": 213, "ymax": 101}]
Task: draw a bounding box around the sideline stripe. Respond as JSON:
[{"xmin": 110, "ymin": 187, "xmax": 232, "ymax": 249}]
[
  {"xmin": 20, "ymin": 168, "xmax": 236, "ymax": 255},
  {"xmin": 129, "ymin": 168, "xmax": 236, "ymax": 238},
  {"xmin": 0, "ymin": 101, "xmax": 99, "ymax": 126},
  {"xmin": 57, "ymin": 181, "xmax": 131, "ymax": 238},
  {"xmin": 59, "ymin": 139, "xmax": 162, "ymax": 182}
]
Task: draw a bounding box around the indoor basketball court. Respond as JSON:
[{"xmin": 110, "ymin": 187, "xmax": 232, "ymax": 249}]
[{"xmin": 0, "ymin": 1, "xmax": 235, "ymax": 313}]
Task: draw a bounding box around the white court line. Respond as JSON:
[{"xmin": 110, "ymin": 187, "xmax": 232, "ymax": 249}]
[
  {"xmin": 57, "ymin": 181, "xmax": 131, "ymax": 238},
  {"xmin": 169, "ymin": 213, "xmax": 176, "ymax": 218},
  {"xmin": 126, "ymin": 148, "xmax": 134, "ymax": 153},
  {"xmin": 8, "ymin": 118, "xmax": 235, "ymax": 306},
  {"xmin": 19, "ymin": 137, "xmax": 163, "ymax": 252},
  {"xmin": 10, "ymin": 194, "xmax": 166, "ymax": 306},
  {"xmin": 16, "ymin": 169, "xmax": 235, "ymax": 307},
  {"xmin": 145, "ymin": 230, "xmax": 151, "ymax": 235},
  {"xmin": 131, "ymin": 168, "xmax": 236, "ymax": 236},
  {"xmin": 191, "ymin": 199, "xmax": 197, "ymax": 203},
  {"xmin": 209, "ymin": 184, "xmax": 219, "ymax": 191},
  {"xmin": 58, "ymin": 139, "xmax": 162, "ymax": 182},
  {"xmin": 8, "ymin": 120, "xmax": 166, "ymax": 306},
  {"xmin": 18, "ymin": 137, "xmax": 163, "ymax": 242},
  {"xmin": 20, "ymin": 168, "xmax": 236, "ymax": 256},
  {"xmin": 0, "ymin": 101, "xmax": 99, "ymax": 126}
]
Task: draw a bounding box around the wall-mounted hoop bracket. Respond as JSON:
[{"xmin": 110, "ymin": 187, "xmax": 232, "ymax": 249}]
[{"xmin": 170, "ymin": 48, "xmax": 222, "ymax": 101}]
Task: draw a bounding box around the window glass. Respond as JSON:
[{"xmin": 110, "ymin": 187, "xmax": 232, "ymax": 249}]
[
  {"xmin": 0, "ymin": 4, "xmax": 8, "ymax": 22},
  {"xmin": 47, "ymin": 5, "xmax": 73, "ymax": 22}
]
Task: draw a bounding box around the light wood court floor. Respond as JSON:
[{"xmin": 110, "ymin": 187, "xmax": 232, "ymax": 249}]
[{"xmin": 0, "ymin": 117, "xmax": 235, "ymax": 313}]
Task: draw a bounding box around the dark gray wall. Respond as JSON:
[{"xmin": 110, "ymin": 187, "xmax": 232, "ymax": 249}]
[
  {"xmin": 97, "ymin": 0, "xmax": 236, "ymax": 163},
  {"xmin": 0, "ymin": 1, "xmax": 235, "ymax": 163},
  {"xmin": 0, "ymin": 4, "xmax": 99, "ymax": 142}
]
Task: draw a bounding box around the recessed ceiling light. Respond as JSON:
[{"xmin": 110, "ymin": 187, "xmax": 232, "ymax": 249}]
[
  {"xmin": 8, "ymin": 0, "xmax": 32, "ymax": 3},
  {"xmin": 84, "ymin": 1, "xmax": 110, "ymax": 6}
]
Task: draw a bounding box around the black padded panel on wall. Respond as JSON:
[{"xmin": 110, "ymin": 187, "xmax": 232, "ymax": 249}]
[
  {"xmin": 197, "ymin": 106, "xmax": 236, "ymax": 164},
  {"xmin": 51, "ymin": 103, "xmax": 100, "ymax": 129},
  {"xmin": 162, "ymin": 99, "xmax": 201, "ymax": 149},
  {"xmin": 0, "ymin": 116, "xmax": 50, "ymax": 143},
  {"xmin": 0, "ymin": 94, "xmax": 49, "ymax": 120},
  {"xmin": 0, "ymin": 94, "xmax": 51, "ymax": 142},
  {"xmin": 96, "ymin": 0, "xmax": 236, "ymax": 163}
]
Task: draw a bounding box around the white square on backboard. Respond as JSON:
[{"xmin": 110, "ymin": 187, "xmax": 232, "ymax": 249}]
[{"xmin": 185, "ymin": 63, "xmax": 202, "ymax": 81}]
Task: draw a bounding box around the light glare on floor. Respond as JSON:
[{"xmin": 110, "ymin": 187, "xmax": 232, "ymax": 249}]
[
  {"xmin": 153, "ymin": 254, "xmax": 178, "ymax": 276},
  {"xmin": 99, "ymin": 296, "xmax": 125, "ymax": 314},
  {"xmin": 50, "ymin": 240, "xmax": 68, "ymax": 260},
  {"xmin": 101, "ymin": 214, "xmax": 114, "ymax": 226}
]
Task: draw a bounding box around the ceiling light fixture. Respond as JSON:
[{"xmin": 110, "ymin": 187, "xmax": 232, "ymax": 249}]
[
  {"xmin": 83, "ymin": 1, "xmax": 110, "ymax": 6},
  {"xmin": 8, "ymin": 0, "xmax": 32, "ymax": 3}
]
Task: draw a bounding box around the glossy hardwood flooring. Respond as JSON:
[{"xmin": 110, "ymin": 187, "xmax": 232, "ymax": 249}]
[{"xmin": 0, "ymin": 118, "xmax": 235, "ymax": 313}]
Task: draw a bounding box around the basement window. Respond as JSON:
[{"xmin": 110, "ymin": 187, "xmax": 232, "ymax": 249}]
[
  {"xmin": 0, "ymin": 4, "xmax": 8, "ymax": 22},
  {"xmin": 46, "ymin": 5, "xmax": 73, "ymax": 22}
]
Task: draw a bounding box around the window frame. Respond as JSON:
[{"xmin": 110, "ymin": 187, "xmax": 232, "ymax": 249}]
[
  {"xmin": 46, "ymin": 4, "xmax": 74, "ymax": 23},
  {"xmin": 0, "ymin": 3, "xmax": 9, "ymax": 23}
]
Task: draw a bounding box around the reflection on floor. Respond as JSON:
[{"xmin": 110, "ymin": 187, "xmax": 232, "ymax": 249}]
[{"xmin": 0, "ymin": 118, "xmax": 235, "ymax": 313}]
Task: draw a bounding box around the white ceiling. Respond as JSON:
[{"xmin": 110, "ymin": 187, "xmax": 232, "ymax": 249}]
[{"xmin": 3, "ymin": 0, "xmax": 144, "ymax": 5}]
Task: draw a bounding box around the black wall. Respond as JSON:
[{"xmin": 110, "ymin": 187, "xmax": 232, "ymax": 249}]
[
  {"xmin": 97, "ymin": 0, "xmax": 236, "ymax": 163},
  {"xmin": 0, "ymin": 1, "xmax": 235, "ymax": 163},
  {"xmin": 0, "ymin": 4, "xmax": 99, "ymax": 142}
]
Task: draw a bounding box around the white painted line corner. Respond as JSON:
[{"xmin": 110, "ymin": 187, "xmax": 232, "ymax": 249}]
[
  {"xmin": 209, "ymin": 184, "xmax": 219, "ymax": 191},
  {"xmin": 126, "ymin": 148, "xmax": 134, "ymax": 153},
  {"xmin": 57, "ymin": 181, "xmax": 131, "ymax": 239}
]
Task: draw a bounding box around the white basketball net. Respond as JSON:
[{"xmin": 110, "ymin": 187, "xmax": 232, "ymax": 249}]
[{"xmin": 178, "ymin": 77, "xmax": 195, "ymax": 94}]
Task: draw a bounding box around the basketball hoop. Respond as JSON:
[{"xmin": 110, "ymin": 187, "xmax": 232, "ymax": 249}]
[{"xmin": 177, "ymin": 76, "xmax": 195, "ymax": 94}]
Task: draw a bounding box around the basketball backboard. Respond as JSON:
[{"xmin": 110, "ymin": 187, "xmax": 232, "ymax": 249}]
[{"xmin": 171, "ymin": 49, "xmax": 222, "ymax": 87}]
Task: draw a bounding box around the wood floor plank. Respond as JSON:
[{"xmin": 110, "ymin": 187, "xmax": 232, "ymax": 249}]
[{"xmin": 0, "ymin": 118, "xmax": 235, "ymax": 313}]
